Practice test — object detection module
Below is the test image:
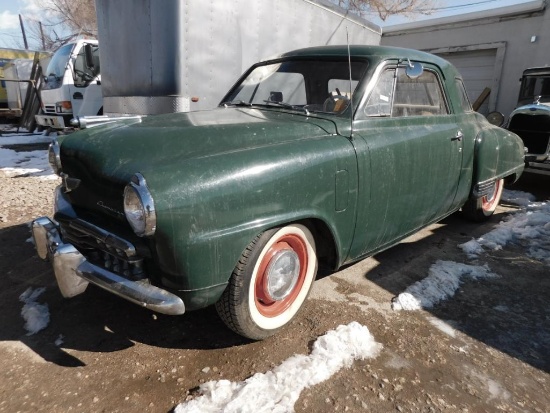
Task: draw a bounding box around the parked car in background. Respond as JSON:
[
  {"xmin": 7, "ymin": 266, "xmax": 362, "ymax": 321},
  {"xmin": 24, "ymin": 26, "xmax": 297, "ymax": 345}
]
[
  {"xmin": 32, "ymin": 46, "xmax": 525, "ymax": 340},
  {"xmin": 508, "ymin": 67, "xmax": 550, "ymax": 175}
]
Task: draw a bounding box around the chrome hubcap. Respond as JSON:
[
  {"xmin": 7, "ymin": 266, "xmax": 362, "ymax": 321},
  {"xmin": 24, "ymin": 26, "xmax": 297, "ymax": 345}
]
[{"xmin": 266, "ymin": 250, "xmax": 300, "ymax": 301}]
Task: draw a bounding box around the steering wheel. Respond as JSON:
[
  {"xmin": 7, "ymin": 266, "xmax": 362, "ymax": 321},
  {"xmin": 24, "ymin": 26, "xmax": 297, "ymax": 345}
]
[
  {"xmin": 74, "ymin": 69, "xmax": 93, "ymax": 81},
  {"xmin": 323, "ymin": 89, "xmax": 349, "ymax": 113}
]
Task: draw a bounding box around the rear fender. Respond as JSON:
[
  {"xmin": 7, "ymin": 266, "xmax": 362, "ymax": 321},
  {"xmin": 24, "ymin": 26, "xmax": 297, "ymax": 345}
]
[{"xmin": 472, "ymin": 128, "xmax": 524, "ymax": 198}]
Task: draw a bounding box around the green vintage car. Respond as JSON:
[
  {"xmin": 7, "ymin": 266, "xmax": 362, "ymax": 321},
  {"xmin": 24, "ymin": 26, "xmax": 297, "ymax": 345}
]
[{"xmin": 32, "ymin": 46, "xmax": 525, "ymax": 340}]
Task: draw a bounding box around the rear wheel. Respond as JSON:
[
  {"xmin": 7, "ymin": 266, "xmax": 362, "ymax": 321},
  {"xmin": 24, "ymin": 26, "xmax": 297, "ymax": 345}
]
[
  {"xmin": 462, "ymin": 179, "xmax": 504, "ymax": 222},
  {"xmin": 215, "ymin": 224, "xmax": 317, "ymax": 340}
]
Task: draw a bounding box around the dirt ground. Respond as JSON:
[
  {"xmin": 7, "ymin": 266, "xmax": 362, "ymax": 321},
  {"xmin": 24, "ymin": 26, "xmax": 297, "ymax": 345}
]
[{"xmin": 0, "ymin": 161, "xmax": 549, "ymax": 412}]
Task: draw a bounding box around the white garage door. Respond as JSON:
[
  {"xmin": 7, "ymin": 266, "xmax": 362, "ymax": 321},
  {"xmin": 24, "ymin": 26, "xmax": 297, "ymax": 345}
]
[{"xmin": 437, "ymin": 49, "xmax": 497, "ymax": 114}]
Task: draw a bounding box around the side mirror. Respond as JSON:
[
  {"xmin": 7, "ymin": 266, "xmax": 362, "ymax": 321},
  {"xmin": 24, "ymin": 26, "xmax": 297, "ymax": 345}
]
[
  {"xmin": 84, "ymin": 44, "xmax": 95, "ymax": 72},
  {"xmin": 486, "ymin": 111, "xmax": 505, "ymax": 127},
  {"xmin": 406, "ymin": 60, "xmax": 423, "ymax": 79}
]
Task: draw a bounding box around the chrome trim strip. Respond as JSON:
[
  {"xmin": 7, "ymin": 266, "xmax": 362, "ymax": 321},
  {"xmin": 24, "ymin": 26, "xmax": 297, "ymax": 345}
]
[
  {"xmin": 473, "ymin": 180, "xmax": 496, "ymax": 198},
  {"xmin": 70, "ymin": 115, "xmax": 142, "ymax": 129}
]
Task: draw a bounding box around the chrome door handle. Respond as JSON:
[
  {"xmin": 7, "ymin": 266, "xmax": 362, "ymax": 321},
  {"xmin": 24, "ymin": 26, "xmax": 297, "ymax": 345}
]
[{"xmin": 451, "ymin": 131, "xmax": 463, "ymax": 141}]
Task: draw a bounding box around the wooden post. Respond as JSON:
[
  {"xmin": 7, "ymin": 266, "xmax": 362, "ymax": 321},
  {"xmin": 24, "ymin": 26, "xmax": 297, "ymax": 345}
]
[
  {"xmin": 19, "ymin": 14, "xmax": 29, "ymax": 50},
  {"xmin": 473, "ymin": 87, "xmax": 491, "ymax": 112},
  {"xmin": 39, "ymin": 22, "xmax": 46, "ymax": 50}
]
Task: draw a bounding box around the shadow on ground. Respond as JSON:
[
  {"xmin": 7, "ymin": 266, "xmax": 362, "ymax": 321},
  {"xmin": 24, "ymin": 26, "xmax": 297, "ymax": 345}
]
[
  {"xmin": 360, "ymin": 172, "xmax": 550, "ymax": 373},
  {"xmin": 0, "ymin": 224, "xmax": 250, "ymax": 368}
]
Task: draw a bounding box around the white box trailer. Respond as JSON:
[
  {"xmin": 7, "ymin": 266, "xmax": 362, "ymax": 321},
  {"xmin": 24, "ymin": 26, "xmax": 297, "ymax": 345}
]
[{"xmin": 95, "ymin": 0, "xmax": 381, "ymax": 117}]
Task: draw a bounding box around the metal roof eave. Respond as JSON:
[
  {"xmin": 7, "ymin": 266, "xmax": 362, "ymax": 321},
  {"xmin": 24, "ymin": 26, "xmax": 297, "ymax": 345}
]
[{"xmin": 383, "ymin": 0, "xmax": 546, "ymax": 34}]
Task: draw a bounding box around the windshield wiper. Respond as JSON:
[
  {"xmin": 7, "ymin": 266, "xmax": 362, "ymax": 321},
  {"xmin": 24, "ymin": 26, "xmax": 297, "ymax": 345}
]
[
  {"xmin": 222, "ymin": 100, "xmax": 253, "ymax": 108},
  {"xmin": 262, "ymin": 100, "xmax": 310, "ymax": 115}
]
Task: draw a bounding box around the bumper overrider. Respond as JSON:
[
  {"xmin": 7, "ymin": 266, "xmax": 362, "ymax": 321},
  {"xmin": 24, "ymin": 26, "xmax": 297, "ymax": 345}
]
[{"xmin": 31, "ymin": 215, "xmax": 186, "ymax": 316}]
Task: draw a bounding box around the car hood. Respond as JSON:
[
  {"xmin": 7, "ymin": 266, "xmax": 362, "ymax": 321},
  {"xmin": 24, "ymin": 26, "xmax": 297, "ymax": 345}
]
[{"xmin": 58, "ymin": 107, "xmax": 340, "ymax": 181}]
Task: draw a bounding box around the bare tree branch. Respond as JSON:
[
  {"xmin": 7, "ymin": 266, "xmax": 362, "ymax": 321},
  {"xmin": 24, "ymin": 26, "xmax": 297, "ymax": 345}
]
[
  {"xmin": 333, "ymin": 0, "xmax": 437, "ymax": 21},
  {"xmin": 21, "ymin": 0, "xmax": 97, "ymax": 51}
]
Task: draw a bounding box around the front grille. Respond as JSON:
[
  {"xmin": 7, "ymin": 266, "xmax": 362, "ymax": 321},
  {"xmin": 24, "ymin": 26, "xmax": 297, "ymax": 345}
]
[
  {"xmin": 44, "ymin": 105, "xmax": 56, "ymax": 113},
  {"xmin": 509, "ymin": 114, "xmax": 550, "ymax": 155},
  {"xmin": 57, "ymin": 216, "xmax": 146, "ymax": 280}
]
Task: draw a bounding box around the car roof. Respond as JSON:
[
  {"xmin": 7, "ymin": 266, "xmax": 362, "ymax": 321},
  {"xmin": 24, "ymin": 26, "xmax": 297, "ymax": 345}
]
[
  {"xmin": 522, "ymin": 67, "xmax": 550, "ymax": 76},
  {"xmin": 279, "ymin": 45, "xmax": 453, "ymax": 70}
]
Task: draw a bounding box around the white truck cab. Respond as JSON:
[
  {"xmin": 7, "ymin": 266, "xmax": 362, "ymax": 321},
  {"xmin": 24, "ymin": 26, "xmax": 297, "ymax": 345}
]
[{"xmin": 36, "ymin": 39, "xmax": 102, "ymax": 130}]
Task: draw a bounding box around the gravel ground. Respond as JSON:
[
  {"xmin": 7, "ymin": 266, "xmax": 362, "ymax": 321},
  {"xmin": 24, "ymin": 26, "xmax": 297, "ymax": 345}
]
[{"xmin": 0, "ymin": 173, "xmax": 59, "ymax": 224}]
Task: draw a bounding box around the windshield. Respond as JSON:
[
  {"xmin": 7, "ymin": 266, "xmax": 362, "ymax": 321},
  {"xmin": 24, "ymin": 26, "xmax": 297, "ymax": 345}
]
[
  {"xmin": 222, "ymin": 59, "xmax": 368, "ymax": 114},
  {"xmin": 519, "ymin": 74, "xmax": 550, "ymax": 105},
  {"xmin": 45, "ymin": 43, "xmax": 73, "ymax": 80},
  {"xmin": 42, "ymin": 43, "xmax": 74, "ymax": 90}
]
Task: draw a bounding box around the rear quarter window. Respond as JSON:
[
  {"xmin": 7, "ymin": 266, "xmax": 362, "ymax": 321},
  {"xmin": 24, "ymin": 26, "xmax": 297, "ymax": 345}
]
[{"xmin": 455, "ymin": 78, "xmax": 473, "ymax": 113}]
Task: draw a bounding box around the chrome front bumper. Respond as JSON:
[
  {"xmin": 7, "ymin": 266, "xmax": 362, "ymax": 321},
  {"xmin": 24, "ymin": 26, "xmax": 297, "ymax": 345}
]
[
  {"xmin": 31, "ymin": 217, "xmax": 186, "ymax": 315},
  {"xmin": 35, "ymin": 114, "xmax": 67, "ymax": 129}
]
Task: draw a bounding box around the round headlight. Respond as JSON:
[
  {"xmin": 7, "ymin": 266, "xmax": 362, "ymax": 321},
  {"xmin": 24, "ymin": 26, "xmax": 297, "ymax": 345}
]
[
  {"xmin": 123, "ymin": 173, "xmax": 156, "ymax": 237},
  {"xmin": 48, "ymin": 139, "xmax": 62, "ymax": 176}
]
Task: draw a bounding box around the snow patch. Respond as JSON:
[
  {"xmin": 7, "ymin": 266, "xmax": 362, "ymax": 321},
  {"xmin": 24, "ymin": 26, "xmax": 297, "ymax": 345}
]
[
  {"xmin": 427, "ymin": 317, "xmax": 457, "ymax": 338},
  {"xmin": 392, "ymin": 261, "xmax": 497, "ymax": 311},
  {"xmin": 468, "ymin": 366, "xmax": 511, "ymax": 401},
  {"xmin": 174, "ymin": 322, "xmax": 382, "ymax": 413},
  {"xmin": 19, "ymin": 287, "xmax": 50, "ymax": 335},
  {"xmin": 459, "ymin": 200, "xmax": 550, "ymax": 263},
  {"xmin": 55, "ymin": 334, "xmax": 64, "ymax": 347},
  {"xmin": 501, "ymin": 189, "xmax": 537, "ymax": 207},
  {"xmin": 0, "ymin": 131, "xmax": 51, "ymax": 145},
  {"xmin": 0, "ymin": 130, "xmax": 57, "ymax": 179}
]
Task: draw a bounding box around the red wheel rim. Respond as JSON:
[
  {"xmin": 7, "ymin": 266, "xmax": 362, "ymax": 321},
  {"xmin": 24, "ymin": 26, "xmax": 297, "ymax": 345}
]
[
  {"xmin": 482, "ymin": 180, "xmax": 502, "ymax": 211},
  {"xmin": 254, "ymin": 233, "xmax": 308, "ymax": 317}
]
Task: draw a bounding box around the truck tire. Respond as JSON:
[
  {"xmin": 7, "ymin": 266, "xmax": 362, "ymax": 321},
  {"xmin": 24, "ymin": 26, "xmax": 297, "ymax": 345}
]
[
  {"xmin": 216, "ymin": 224, "xmax": 317, "ymax": 340},
  {"xmin": 462, "ymin": 179, "xmax": 503, "ymax": 222}
]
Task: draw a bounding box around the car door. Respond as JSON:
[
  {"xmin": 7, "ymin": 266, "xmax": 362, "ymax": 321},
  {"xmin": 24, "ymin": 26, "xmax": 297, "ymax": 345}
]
[{"xmin": 348, "ymin": 62, "xmax": 464, "ymax": 259}]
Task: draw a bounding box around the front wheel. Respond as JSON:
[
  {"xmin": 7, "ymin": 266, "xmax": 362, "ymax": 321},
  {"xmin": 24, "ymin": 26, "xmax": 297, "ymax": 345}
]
[
  {"xmin": 215, "ymin": 224, "xmax": 317, "ymax": 340},
  {"xmin": 462, "ymin": 179, "xmax": 504, "ymax": 222}
]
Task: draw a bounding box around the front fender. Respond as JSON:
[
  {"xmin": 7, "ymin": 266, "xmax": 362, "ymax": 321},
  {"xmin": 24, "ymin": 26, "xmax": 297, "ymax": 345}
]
[{"xmin": 142, "ymin": 134, "xmax": 358, "ymax": 305}]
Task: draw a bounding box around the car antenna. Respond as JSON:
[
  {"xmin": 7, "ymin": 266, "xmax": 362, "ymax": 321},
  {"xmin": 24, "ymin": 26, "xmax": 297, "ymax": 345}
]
[{"xmin": 347, "ymin": 27, "xmax": 354, "ymax": 138}]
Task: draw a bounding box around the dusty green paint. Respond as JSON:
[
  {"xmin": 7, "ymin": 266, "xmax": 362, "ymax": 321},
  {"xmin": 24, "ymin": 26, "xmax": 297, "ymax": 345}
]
[{"xmin": 54, "ymin": 45, "xmax": 525, "ymax": 311}]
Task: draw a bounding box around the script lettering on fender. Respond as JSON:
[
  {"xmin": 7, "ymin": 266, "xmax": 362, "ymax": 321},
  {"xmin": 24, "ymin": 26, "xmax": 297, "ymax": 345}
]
[{"xmin": 97, "ymin": 201, "xmax": 125, "ymax": 217}]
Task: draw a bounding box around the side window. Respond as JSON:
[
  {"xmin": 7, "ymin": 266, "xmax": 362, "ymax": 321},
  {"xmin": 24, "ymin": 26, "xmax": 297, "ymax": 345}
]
[
  {"xmin": 392, "ymin": 69, "xmax": 448, "ymax": 117},
  {"xmin": 364, "ymin": 69, "xmax": 395, "ymax": 117},
  {"xmin": 455, "ymin": 78, "xmax": 473, "ymax": 112},
  {"xmin": 73, "ymin": 44, "xmax": 100, "ymax": 87}
]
